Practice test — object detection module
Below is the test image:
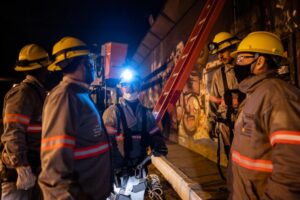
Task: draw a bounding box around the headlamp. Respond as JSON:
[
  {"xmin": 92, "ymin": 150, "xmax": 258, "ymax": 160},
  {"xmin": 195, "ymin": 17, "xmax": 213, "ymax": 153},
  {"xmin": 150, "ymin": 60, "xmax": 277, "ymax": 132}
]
[
  {"xmin": 120, "ymin": 69, "xmax": 133, "ymax": 82},
  {"xmin": 208, "ymin": 42, "xmax": 218, "ymax": 52}
]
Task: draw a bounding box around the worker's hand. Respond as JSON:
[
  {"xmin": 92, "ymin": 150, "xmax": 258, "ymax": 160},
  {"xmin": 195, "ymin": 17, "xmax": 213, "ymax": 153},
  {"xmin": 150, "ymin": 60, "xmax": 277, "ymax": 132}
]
[
  {"xmin": 16, "ymin": 166, "xmax": 36, "ymax": 190},
  {"xmin": 153, "ymin": 145, "xmax": 168, "ymax": 157}
]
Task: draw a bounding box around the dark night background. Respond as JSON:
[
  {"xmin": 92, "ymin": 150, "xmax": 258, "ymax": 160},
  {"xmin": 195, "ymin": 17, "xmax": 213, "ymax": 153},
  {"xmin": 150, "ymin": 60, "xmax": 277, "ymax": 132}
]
[
  {"xmin": 0, "ymin": 0, "xmax": 165, "ymax": 79},
  {"xmin": 0, "ymin": 0, "xmax": 165, "ymax": 109}
]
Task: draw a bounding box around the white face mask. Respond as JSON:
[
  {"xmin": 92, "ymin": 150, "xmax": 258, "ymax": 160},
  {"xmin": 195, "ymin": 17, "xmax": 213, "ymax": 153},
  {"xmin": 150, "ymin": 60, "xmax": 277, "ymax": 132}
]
[{"xmin": 123, "ymin": 92, "xmax": 139, "ymax": 101}]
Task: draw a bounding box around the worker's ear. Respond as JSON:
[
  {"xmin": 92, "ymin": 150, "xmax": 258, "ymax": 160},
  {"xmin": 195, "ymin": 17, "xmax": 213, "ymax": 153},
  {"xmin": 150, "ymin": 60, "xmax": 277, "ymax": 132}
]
[{"xmin": 252, "ymin": 56, "xmax": 267, "ymax": 75}]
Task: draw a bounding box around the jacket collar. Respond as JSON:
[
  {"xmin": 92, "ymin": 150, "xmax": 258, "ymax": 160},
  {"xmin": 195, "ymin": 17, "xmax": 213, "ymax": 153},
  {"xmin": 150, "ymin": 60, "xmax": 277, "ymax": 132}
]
[
  {"xmin": 25, "ymin": 75, "xmax": 45, "ymax": 89},
  {"xmin": 224, "ymin": 63, "xmax": 234, "ymax": 72},
  {"xmin": 62, "ymin": 76, "xmax": 90, "ymax": 90},
  {"xmin": 239, "ymin": 71, "xmax": 278, "ymax": 94},
  {"xmin": 119, "ymin": 97, "xmax": 140, "ymax": 106}
]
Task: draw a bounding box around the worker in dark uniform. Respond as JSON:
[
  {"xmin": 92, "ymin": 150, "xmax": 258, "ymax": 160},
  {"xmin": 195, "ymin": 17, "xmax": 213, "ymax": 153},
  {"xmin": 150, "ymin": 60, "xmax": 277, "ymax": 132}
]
[
  {"xmin": 1, "ymin": 44, "xmax": 51, "ymax": 199},
  {"xmin": 229, "ymin": 31, "xmax": 300, "ymax": 200}
]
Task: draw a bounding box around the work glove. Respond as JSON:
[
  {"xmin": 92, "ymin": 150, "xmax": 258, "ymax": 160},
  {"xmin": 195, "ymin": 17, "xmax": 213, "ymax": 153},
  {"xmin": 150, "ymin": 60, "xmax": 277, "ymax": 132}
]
[
  {"xmin": 15, "ymin": 166, "xmax": 36, "ymax": 190},
  {"xmin": 153, "ymin": 145, "xmax": 168, "ymax": 157}
]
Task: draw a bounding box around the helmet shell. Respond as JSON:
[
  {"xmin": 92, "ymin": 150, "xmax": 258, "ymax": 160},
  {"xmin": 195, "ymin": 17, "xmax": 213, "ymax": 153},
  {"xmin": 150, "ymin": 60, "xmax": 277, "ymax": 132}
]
[
  {"xmin": 231, "ymin": 31, "xmax": 284, "ymax": 57},
  {"xmin": 209, "ymin": 32, "xmax": 240, "ymax": 54},
  {"xmin": 48, "ymin": 36, "xmax": 90, "ymax": 71},
  {"xmin": 15, "ymin": 44, "xmax": 51, "ymax": 71}
]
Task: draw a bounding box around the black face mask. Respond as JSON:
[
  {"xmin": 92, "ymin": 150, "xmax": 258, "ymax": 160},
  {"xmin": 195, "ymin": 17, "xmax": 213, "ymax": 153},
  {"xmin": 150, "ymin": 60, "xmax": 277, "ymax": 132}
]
[
  {"xmin": 234, "ymin": 64, "xmax": 252, "ymax": 83},
  {"xmin": 234, "ymin": 59, "xmax": 257, "ymax": 83}
]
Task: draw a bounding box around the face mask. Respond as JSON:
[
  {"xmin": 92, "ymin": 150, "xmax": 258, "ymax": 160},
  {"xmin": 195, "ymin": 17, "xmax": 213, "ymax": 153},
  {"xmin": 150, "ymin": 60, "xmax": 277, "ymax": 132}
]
[
  {"xmin": 85, "ymin": 60, "xmax": 95, "ymax": 85},
  {"xmin": 123, "ymin": 92, "xmax": 139, "ymax": 102},
  {"xmin": 234, "ymin": 59, "xmax": 257, "ymax": 82},
  {"xmin": 234, "ymin": 65, "xmax": 252, "ymax": 82}
]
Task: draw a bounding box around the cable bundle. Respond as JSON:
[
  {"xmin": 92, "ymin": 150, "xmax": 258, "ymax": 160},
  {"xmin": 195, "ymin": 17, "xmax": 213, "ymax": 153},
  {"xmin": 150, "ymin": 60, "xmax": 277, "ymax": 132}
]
[{"xmin": 146, "ymin": 174, "xmax": 163, "ymax": 200}]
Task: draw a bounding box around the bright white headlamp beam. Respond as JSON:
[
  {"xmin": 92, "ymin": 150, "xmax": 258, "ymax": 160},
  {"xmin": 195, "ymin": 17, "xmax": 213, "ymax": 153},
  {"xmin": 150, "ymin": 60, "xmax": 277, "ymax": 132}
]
[{"xmin": 120, "ymin": 69, "xmax": 133, "ymax": 82}]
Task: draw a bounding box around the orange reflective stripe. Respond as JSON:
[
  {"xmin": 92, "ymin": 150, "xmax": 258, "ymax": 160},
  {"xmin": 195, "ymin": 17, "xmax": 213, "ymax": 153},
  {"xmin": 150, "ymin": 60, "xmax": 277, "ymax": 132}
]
[
  {"xmin": 74, "ymin": 142, "xmax": 110, "ymax": 160},
  {"xmin": 232, "ymin": 150, "xmax": 273, "ymax": 172},
  {"xmin": 209, "ymin": 95, "xmax": 223, "ymax": 104},
  {"xmin": 115, "ymin": 134, "xmax": 142, "ymax": 141},
  {"xmin": 41, "ymin": 135, "xmax": 75, "ymax": 151},
  {"xmin": 132, "ymin": 135, "xmax": 142, "ymax": 140},
  {"xmin": 149, "ymin": 126, "xmax": 160, "ymax": 135},
  {"xmin": 4, "ymin": 114, "xmax": 30, "ymax": 125},
  {"xmin": 270, "ymin": 130, "xmax": 300, "ymax": 146},
  {"xmin": 106, "ymin": 126, "xmax": 118, "ymax": 135},
  {"xmin": 27, "ymin": 124, "xmax": 42, "ymax": 133},
  {"xmin": 116, "ymin": 134, "xmax": 124, "ymax": 141}
]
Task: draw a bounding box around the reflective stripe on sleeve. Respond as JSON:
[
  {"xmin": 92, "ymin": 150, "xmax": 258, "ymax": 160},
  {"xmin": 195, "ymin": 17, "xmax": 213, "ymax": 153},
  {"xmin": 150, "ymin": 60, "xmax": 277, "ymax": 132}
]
[
  {"xmin": 27, "ymin": 124, "xmax": 42, "ymax": 133},
  {"xmin": 232, "ymin": 150, "xmax": 273, "ymax": 172},
  {"xmin": 4, "ymin": 114, "xmax": 30, "ymax": 125},
  {"xmin": 149, "ymin": 126, "xmax": 160, "ymax": 135},
  {"xmin": 106, "ymin": 126, "xmax": 118, "ymax": 135},
  {"xmin": 132, "ymin": 135, "xmax": 142, "ymax": 140},
  {"xmin": 270, "ymin": 130, "xmax": 300, "ymax": 146},
  {"xmin": 74, "ymin": 142, "xmax": 110, "ymax": 160},
  {"xmin": 116, "ymin": 134, "xmax": 124, "ymax": 141},
  {"xmin": 41, "ymin": 135, "xmax": 75, "ymax": 151},
  {"xmin": 115, "ymin": 134, "xmax": 142, "ymax": 141}
]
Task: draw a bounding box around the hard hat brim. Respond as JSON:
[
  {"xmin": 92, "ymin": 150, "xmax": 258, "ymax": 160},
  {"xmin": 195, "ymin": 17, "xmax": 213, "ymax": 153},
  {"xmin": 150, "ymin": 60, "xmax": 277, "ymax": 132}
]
[
  {"xmin": 15, "ymin": 65, "xmax": 43, "ymax": 71},
  {"xmin": 48, "ymin": 51, "xmax": 89, "ymax": 71},
  {"xmin": 230, "ymin": 49, "xmax": 284, "ymax": 58},
  {"xmin": 210, "ymin": 39, "xmax": 240, "ymax": 55},
  {"xmin": 15, "ymin": 60, "xmax": 52, "ymax": 71},
  {"xmin": 47, "ymin": 60, "xmax": 63, "ymax": 71}
]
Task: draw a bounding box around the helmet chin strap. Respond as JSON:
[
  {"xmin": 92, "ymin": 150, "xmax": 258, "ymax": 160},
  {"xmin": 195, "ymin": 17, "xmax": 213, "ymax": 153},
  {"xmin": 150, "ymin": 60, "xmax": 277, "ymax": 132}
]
[{"xmin": 123, "ymin": 92, "xmax": 139, "ymax": 102}]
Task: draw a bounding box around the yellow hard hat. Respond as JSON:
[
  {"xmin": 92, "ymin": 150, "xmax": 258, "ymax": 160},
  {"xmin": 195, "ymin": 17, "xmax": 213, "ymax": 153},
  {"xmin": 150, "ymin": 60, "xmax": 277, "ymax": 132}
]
[
  {"xmin": 48, "ymin": 36, "xmax": 91, "ymax": 71},
  {"xmin": 208, "ymin": 32, "xmax": 240, "ymax": 54},
  {"xmin": 231, "ymin": 31, "xmax": 284, "ymax": 57},
  {"xmin": 15, "ymin": 44, "xmax": 51, "ymax": 71}
]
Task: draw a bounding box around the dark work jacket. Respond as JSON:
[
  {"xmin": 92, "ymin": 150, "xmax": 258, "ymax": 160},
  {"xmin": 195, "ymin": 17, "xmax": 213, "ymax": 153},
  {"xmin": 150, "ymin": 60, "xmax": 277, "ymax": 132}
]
[{"xmin": 229, "ymin": 71, "xmax": 300, "ymax": 200}]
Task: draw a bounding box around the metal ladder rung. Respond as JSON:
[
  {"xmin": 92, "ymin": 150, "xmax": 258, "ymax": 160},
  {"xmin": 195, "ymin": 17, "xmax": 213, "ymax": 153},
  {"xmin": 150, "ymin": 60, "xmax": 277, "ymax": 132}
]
[
  {"xmin": 153, "ymin": 0, "xmax": 226, "ymax": 122},
  {"xmin": 190, "ymin": 36, "xmax": 197, "ymax": 42},
  {"xmin": 181, "ymin": 54, "xmax": 188, "ymax": 59},
  {"xmin": 172, "ymin": 72, "xmax": 179, "ymax": 77},
  {"xmin": 198, "ymin": 18, "xmax": 207, "ymax": 25}
]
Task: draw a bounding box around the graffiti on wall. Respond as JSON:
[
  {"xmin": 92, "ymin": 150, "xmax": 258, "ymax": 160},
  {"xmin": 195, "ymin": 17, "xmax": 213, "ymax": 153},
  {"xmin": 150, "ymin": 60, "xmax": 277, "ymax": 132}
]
[
  {"xmin": 265, "ymin": 0, "xmax": 298, "ymax": 36},
  {"xmin": 169, "ymin": 41, "xmax": 211, "ymax": 140},
  {"xmin": 144, "ymin": 41, "xmax": 214, "ymax": 141}
]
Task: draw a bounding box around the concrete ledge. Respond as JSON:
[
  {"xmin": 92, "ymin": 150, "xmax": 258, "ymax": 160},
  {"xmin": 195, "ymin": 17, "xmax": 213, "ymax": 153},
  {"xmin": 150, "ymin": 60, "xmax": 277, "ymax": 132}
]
[{"xmin": 151, "ymin": 156, "xmax": 211, "ymax": 200}]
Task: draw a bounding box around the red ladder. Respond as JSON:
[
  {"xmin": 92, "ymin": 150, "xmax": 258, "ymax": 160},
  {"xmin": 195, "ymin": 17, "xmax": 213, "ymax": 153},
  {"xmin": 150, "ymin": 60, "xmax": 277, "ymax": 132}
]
[{"xmin": 153, "ymin": 0, "xmax": 226, "ymax": 122}]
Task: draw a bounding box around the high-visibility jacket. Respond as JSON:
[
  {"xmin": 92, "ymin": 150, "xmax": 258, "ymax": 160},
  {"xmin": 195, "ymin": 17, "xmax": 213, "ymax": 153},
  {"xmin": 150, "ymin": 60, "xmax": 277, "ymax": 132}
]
[
  {"xmin": 229, "ymin": 72, "xmax": 300, "ymax": 200},
  {"xmin": 38, "ymin": 77, "xmax": 112, "ymax": 200},
  {"xmin": 2, "ymin": 75, "xmax": 46, "ymax": 171},
  {"xmin": 103, "ymin": 98, "xmax": 165, "ymax": 169}
]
